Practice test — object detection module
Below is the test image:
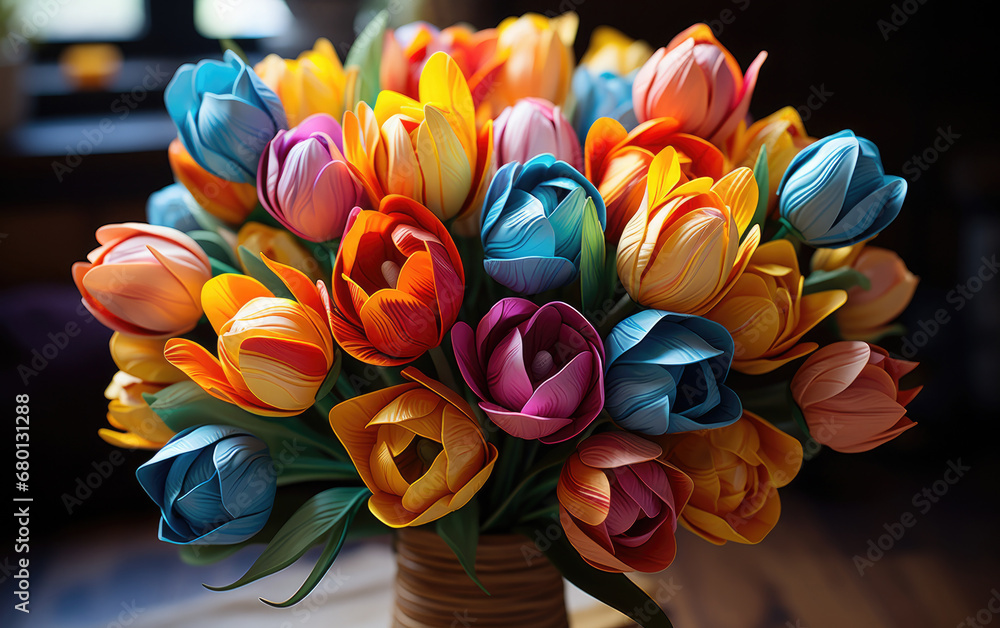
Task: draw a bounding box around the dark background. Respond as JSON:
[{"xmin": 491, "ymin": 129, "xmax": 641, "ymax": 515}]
[{"xmin": 1, "ymin": 0, "xmax": 996, "ymax": 625}]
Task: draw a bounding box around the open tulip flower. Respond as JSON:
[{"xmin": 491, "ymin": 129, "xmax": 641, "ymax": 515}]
[
  {"xmin": 165, "ymin": 257, "xmax": 337, "ymax": 417},
  {"xmin": 604, "ymin": 310, "xmax": 742, "ymax": 435},
  {"xmin": 481, "ymin": 154, "xmax": 606, "ymax": 294},
  {"xmin": 99, "ymin": 370, "xmax": 176, "ymax": 449},
  {"xmin": 452, "ymin": 298, "xmax": 605, "ymax": 443},
  {"xmin": 165, "ymin": 50, "xmax": 287, "ymax": 184},
  {"xmin": 706, "ymin": 239, "xmax": 848, "ymax": 374},
  {"xmin": 329, "ymin": 367, "xmax": 498, "ymax": 527},
  {"xmin": 791, "ymin": 341, "xmax": 920, "ymax": 453},
  {"xmin": 73, "ymin": 223, "xmax": 212, "ymax": 338},
  {"xmin": 777, "ymin": 130, "xmax": 906, "ymax": 248},
  {"xmin": 558, "ymin": 431, "xmax": 693, "ymax": 573},
  {"xmin": 493, "ymin": 97, "xmax": 582, "ymax": 171},
  {"xmin": 167, "ymin": 139, "xmax": 258, "ymax": 224},
  {"xmin": 655, "ymin": 411, "xmax": 803, "ymax": 545},
  {"xmin": 343, "ymin": 52, "xmax": 493, "ymax": 222},
  {"xmin": 254, "ymin": 38, "xmax": 346, "ymax": 129},
  {"xmin": 327, "ymin": 195, "xmax": 464, "ymax": 366},
  {"xmin": 617, "ymin": 147, "xmax": 760, "ymax": 314},
  {"xmin": 258, "ymin": 113, "xmax": 367, "ymax": 243},
  {"xmin": 633, "ymin": 24, "xmax": 766, "ymax": 146},
  {"xmin": 585, "ymin": 116, "xmax": 725, "ymax": 242}
]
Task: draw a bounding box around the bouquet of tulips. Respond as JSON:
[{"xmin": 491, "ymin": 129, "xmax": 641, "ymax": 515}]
[{"xmin": 72, "ymin": 11, "xmax": 922, "ymax": 624}]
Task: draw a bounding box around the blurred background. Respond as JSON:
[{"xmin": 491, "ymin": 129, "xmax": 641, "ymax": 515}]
[{"xmin": 0, "ymin": 0, "xmax": 996, "ymax": 626}]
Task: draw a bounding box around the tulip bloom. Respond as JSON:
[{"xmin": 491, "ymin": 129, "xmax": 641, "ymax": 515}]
[
  {"xmin": 258, "ymin": 114, "xmax": 367, "ymax": 243},
  {"xmin": 558, "ymin": 432, "xmax": 693, "ymax": 573},
  {"xmin": 725, "ymin": 107, "xmax": 815, "ymax": 215},
  {"xmin": 165, "ymin": 50, "xmax": 287, "ymax": 184},
  {"xmin": 329, "ymin": 367, "xmax": 498, "ymax": 527},
  {"xmin": 73, "ymin": 223, "xmax": 212, "ymax": 338},
  {"xmin": 617, "ymin": 147, "xmax": 760, "ymax": 314},
  {"xmin": 109, "ymin": 332, "xmax": 186, "ymax": 384},
  {"xmin": 655, "ymin": 411, "xmax": 803, "ymax": 545},
  {"xmin": 146, "ymin": 183, "xmax": 202, "ymax": 233},
  {"xmin": 254, "ymin": 38, "xmax": 346, "ymax": 129},
  {"xmin": 328, "ymin": 195, "xmax": 464, "ymax": 366},
  {"xmin": 343, "ymin": 52, "xmax": 493, "ymax": 222},
  {"xmin": 585, "ymin": 116, "xmax": 724, "ymax": 242},
  {"xmin": 137, "ymin": 425, "xmax": 276, "ymax": 544},
  {"xmin": 604, "ymin": 310, "xmax": 742, "ymax": 435},
  {"xmin": 578, "ymin": 26, "xmax": 652, "ymax": 75},
  {"xmin": 791, "ymin": 341, "xmax": 920, "ymax": 453},
  {"xmin": 168, "ymin": 139, "xmax": 258, "ymax": 224},
  {"xmin": 452, "ymin": 299, "xmax": 604, "ymax": 443},
  {"xmin": 481, "ymin": 154, "xmax": 606, "ymax": 294},
  {"xmin": 493, "ymin": 97, "xmax": 582, "ymax": 171},
  {"xmin": 99, "ymin": 371, "xmax": 176, "ymax": 450},
  {"xmin": 706, "ymin": 239, "xmax": 847, "ymax": 374},
  {"xmin": 487, "ymin": 12, "xmax": 577, "ymax": 114},
  {"xmin": 165, "ymin": 257, "xmax": 337, "ymax": 417},
  {"xmin": 571, "ymin": 68, "xmax": 637, "ymax": 144},
  {"xmin": 633, "ymin": 24, "xmax": 766, "ymax": 145},
  {"xmin": 778, "ymin": 130, "xmax": 906, "ymax": 248},
  {"xmin": 236, "ymin": 222, "xmax": 322, "ymax": 281}
]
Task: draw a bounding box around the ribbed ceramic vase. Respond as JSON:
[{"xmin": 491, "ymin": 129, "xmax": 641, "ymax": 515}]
[{"xmin": 392, "ymin": 529, "xmax": 569, "ymax": 628}]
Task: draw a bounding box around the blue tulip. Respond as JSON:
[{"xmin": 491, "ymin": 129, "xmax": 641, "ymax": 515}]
[
  {"xmin": 146, "ymin": 183, "xmax": 203, "ymax": 233},
  {"xmin": 164, "ymin": 50, "xmax": 287, "ymax": 184},
  {"xmin": 604, "ymin": 310, "xmax": 742, "ymax": 435},
  {"xmin": 481, "ymin": 154, "xmax": 606, "ymax": 295},
  {"xmin": 777, "ymin": 130, "xmax": 906, "ymax": 248},
  {"xmin": 136, "ymin": 425, "xmax": 276, "ymax": 545},
  {"xmin": 571, "ymin": 68, "xmax": 637, "ymax": 142}
]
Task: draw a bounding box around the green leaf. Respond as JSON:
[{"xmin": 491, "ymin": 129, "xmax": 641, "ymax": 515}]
[
  {"xmin": 209, "ymin": 257, "xmax": 242, "ymax": 277},
  {"xmin": 580, "ymin": 197, "xmax": 606, "ymax": 316},
  {"xmin": 189, "ymin": 229, "xmax": 239, "ymax": 268},
  {"xmin": 207, "ymin": 487, "xmax": 370, "ymax": 593},
  {"xmin": 803, "ymin": 267, "xmax": 871, "ymax": 294},
  {"xmin": 435, "ymin": 499, "xmax": 487, "ymax": 594},
  {"xmin": 237, "ymin": 245, "xmax": 295, "ymax": 300},
  {"xmin": 344, "ymin": 10, "xmax": 388, "ymax": 107},
  {"xmin": 604, "ymin": 243, "xmax": 620, "ymax": 303},
  {"xmin": 787, "ymin": 387, "xmax": 811, "ymax": 439},
  {"xmin": 259, "ymin": 488, "xmax": 371, "ymax": 607},
  {"xmin": 521, "ymin": 527, "xmax": 674, "ymax": 628},
  {"xmin": 314, "ymin": 349, "xmax": 343, "ymax": 404},
  {"xmin": 744, "ymin": 144, "xmax": 770, "ymax": 244}
]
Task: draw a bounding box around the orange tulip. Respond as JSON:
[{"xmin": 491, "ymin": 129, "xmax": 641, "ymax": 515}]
[
  {"xmin": 99, "ymin": 371, "xmax": 176, "ymax": 449},
  {"xmin": 329, "ymin": 367, "xmax": 498, "ymax": 527},
  {"xmin": 791, "ymin": 342, "xmax": 920, "ymax": 453},
  {"xmin": 585, "ymin": 116, "xmax": 725, "ymax": 242},
  {"xmin": 72, "ymin": 223, "xmax": 212, "ymax": 338},
  {"xmin": 617, "ymin": 147, "xmax": 760, "ymax": 315},
  {"xmin": 254, "ymin": 38, "xmax": 346, "ymax": 128},
  {"xmin": 327, "ymin": 195, "xmax": 464, "ymax": 366},
  {"xmin": 237, "ymin": 222, "xmax": 322, "ymax": 281},
  {"xmin": 706, "ymin": 239, "xmax": 847, "ymax": 374},
  {"xmin": 109, "ymin": 332, "xmax": 186, "ymax": 384},
  {"xmin": 165, "ymin": 257, "xmax": 337, "ymax": 417},
  {"xmin": 167, "ymin": 139, "xmax": 258, "ymax": 224},
  {"xmin": 654, "ymin": 411, "xmax": 803, "ymax": 545}
]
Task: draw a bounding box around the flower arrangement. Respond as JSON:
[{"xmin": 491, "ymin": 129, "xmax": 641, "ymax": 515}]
[{"xmin": 73, "ymin": 11, "xmax": 921, "ymax": 625}]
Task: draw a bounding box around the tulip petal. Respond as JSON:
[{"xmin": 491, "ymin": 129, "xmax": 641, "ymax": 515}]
[
  {"xmin": 558, "ymin": 454, "xmax": 610, "ymax": 525},
  {"xmin": 479, "ymin": 402, "xmax": 573, "ymax": 440},
  {"xmin": 578, "ymin": 432, "xmax": 662, "ymax": 468},
  {"xmin": 485, "ymin": 328, "xmax": 534, "ymax": 410},
  {"xmin": 201, "ymin": 274, "xmax": 272, "ymax": 333},
  {"xmin": 522, "ymin": 351, "xmax": 592, "ymax": 418},
  {"xmin": 238, "ymin": 335, "xmax": 331, "ymax": 411},
  {"xmin": 483, "ymin": 256, "xmax": 577, "ymax": 294},
  {"xmin": 360, "ymin": 289, "xmax": 439, "ymax": 360},
  {"xmin": 483, "ymin": 189, "xmax": 555, "ymax": 259}
]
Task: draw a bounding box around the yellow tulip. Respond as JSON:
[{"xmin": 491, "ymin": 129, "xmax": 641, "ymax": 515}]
[
  {"xmin": 343, "ymin": 52, "xmax": 493, "ymax": 222},
  {"xmin": 706, "ymin": 240, "xmax": 847, "ymax": 374},
  {"xmin": 579, "ymin": 25, "xmax": 652, "ymax": 75},
  {"xmin": 109, "ymin": 332, "xmax": 186, "ymax": 384},
  {"xmin": 254, "ymin": 38, "xmax": 346, "ymax": 128},
  {"xmin": 237, "ymin": 222, "xmax": 322, "ymax": 281},
  {"xmin": 617, "ymin": 146, "xmax": 760, "ymax": 314},
  {"xmin": 99, "ymin": 371, "xmax": 176, "ymax": 449}
]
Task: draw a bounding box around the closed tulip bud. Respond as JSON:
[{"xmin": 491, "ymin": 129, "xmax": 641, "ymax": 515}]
[
  {"xmin": 99, "ymin": 371, "xmax": 176, "ymax": 450},
  {"xmin": 633, "ymin": 24, "xmax": 766, "ymax": 145},
  {"xmin": 791, "ymin": 341, "xmax": 920, "ymax": 453},
  {"xmin": 777, "ymin": 130, "xmax": 906, "ymax": 248},
  {"xmin": 72, "ymin": 223, "xmax": 212, "ymax": 337},
  {"xmin": 258, "ymin": 114, "xmax": 367, "ymax": 242},
  {"xmin": 617, "ymin": 147, "xmax": 759, "ymax": 314},
  {"xmin": 493, "ymin": 97, "xmax": 582, "ymax": 171},
  {"xmin": 146, "ymin": 183, "xmax": 202, "ymax": 233},
  {"xmin": 167, "ymin": 139, "xmax": 258, "ymax": 224},
  {"xmin": 236, "ymin": 222, "xmax": 322, "ymax": 281},
  {"xmin": 165, "ymin": 257, "xmax": 337, "ymax": 416},
  {"xmin": 165, "ymin": 50, "xmax": 287, "ymax": 184},
  {"xmin": 109, "ymin": 332, "xmax": 186, "ymax": 384},
  {"xmin": 570, "ymin": 68, "xmax": 637, "ymax": 143},
  {"xmin": 578, "ymin": 26, "xmax": 652, "ymax": 75},
  {"xmin": 254, "ymin": 38, "xmax": 346, "ymax": 129}
]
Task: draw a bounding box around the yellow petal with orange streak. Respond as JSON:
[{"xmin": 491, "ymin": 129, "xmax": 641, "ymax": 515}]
[
  {"xmin": 646, "ymin": 147, "xmax": 683, "ymax": 211},
  {"xmin": 401, "ymin": 452, "xmax": 451, "ymax": 513},
  {"xmin": 342, "ymin": 104, "xmax": 384, "ymax": 204},
  {"xmin": 370, "ymin": 438, "xmax": 411, "ymax": 497},
  {"xmin": 712, "ymin": 167, "xmax": 758, "ymax": 237},
  {"xmin": 238, "ymin": 335, "xmax": 331, "ymax": 411},
  {"xmin": 418, "ymin": 52, "xmax": 476, "ymax": 151},
  {"xmin": 379, "ymin": 115, "xmax": 424, "ymax": 203},
  {"xmin": 440, "ymin": 405, "xmax": 486, "ymax": 492},
  {"xmin": 696, "ymin": 223, "xmax": 760, "ymax": 315},
  {"xmin": 584, "ymin": 116, "xmax": 629, "ymax": 180},
  {"xmin": 416, "ymin": 106, "xmax": 473, "ymax": 221},
  {"xmin": 374, "ymin": 89, "xmax": 423, "ymax": 127},
  {"xmin": 557, "ymin": 454, "xmax": 610, "ymax": 527},
  {"xmin": 201, "ymin": 274, "xmax": 271, "ymax": 333}
]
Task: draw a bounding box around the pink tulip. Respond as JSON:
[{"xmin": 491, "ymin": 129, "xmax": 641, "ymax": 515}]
[
  {"xmin": 493, "ymin": 97, "xmax": 583, "ymax": 170},
  {"xmin": 258, "ymin": 113, "xmax": 367, "ymax": 243},
  {"xmin": 633, "ymin": 24, "xmax": 766, "ymax": 145}
]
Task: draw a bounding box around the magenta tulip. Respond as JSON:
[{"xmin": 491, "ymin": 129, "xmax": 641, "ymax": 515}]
[
  {"xmin": 452, "ymin": 298, "xmax": 604, "ymax": 443},
  {"xmin": 257, "ymin": 113, "xmax": 367, "ymax": 242},
  {"xmin": 493, "ymin": 97, "xmax": 583, "ymax": 171}
]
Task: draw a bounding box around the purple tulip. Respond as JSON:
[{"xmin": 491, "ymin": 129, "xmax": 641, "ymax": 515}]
[
  {"xmin": 257, "ymin": 113, "xmax": 368, "ymax": 243},
  {"xmin": 493, "ymin": 97, "xmax": 583, "ymax": 171},
  {"xmin": 452, "ymin": 298, "xmax": 604, "ymax": 443}
]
